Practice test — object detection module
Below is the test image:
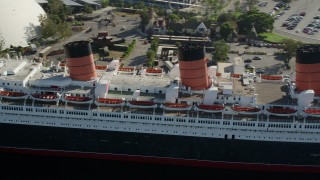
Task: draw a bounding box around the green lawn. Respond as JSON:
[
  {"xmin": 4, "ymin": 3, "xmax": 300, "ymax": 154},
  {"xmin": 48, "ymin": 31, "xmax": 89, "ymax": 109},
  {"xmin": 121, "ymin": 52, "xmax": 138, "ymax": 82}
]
[{"xmin": 258, "ymin": 32, "xmax": 289, "ymax": 43}]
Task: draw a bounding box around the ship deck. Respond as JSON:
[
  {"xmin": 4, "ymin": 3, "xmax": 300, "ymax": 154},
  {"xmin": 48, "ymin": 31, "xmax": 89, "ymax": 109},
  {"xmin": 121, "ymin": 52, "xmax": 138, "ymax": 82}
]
[{"xmin": 254, "ymin": 81, "xmax": 293, "ymax": 105}]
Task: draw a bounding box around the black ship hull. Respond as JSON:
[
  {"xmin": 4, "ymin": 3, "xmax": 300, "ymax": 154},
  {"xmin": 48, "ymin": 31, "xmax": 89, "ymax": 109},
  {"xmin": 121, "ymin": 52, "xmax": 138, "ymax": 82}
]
[{"xmin": 0, "ymin": 123, "xmax": 320, "ymax": 173}]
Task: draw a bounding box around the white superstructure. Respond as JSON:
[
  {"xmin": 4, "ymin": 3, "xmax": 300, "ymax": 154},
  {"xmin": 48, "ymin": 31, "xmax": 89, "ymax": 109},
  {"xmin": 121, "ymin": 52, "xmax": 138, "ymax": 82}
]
[{"xmin": 0, "ymin": 56, "xmax": 319, "ymax": 145}]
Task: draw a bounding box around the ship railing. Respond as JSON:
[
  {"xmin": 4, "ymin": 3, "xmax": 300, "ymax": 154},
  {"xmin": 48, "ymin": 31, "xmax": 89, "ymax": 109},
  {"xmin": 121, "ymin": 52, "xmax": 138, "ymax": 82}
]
[
  {"xmin": 3, "ymin": 102, "xmax": 320, "ymax": 133},
  {"xmin": 268, "ymin": 118, "xmax": 294, "ymax": 123}
]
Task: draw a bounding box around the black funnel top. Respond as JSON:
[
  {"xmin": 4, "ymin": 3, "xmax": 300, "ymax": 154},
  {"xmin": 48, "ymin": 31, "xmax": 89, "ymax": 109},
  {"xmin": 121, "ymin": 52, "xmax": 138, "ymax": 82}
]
[
  {"xmin": 178, "ymin": 45, "xmax": 205, "ymax": 61},
  {"xmin": 296, "ymin": 44, "xmax": 320, "ymax": 64},
  {"xmin": 64, "ymin": 40, "xmax": 92, "ymax": 58}
]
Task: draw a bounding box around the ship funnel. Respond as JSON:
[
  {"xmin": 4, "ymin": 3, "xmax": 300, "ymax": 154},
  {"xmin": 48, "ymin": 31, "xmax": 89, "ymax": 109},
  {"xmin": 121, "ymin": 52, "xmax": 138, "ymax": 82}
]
[
  {"xmin": 64, "ymin": 40, "xmax": 97, "ymax": 81},
  {"xmin": 178, "ymin": 45, "xmax": 212, "ymax": 90},
  {"xmin": 295, "ymin": 45, "xmax": 320, "ymax": 95}
]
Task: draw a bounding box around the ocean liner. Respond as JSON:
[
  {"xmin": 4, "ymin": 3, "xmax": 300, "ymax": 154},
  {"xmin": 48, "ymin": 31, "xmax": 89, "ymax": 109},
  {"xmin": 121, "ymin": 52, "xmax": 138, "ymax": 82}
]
[{"xmin": 0, "ymin": 40, "xmax": 320, "ymax": 173}]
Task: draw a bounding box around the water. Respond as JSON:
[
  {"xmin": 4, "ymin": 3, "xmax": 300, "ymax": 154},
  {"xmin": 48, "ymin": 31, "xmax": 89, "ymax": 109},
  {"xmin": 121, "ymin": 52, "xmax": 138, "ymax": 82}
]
[{"xmin": 1, "ymin": 153, "xmax": 317, "ymax": 179}]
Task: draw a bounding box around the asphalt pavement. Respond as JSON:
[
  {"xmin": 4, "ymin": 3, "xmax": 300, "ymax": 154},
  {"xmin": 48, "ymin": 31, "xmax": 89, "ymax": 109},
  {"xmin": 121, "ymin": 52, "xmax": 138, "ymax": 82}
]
[{"xmin": 226, "ymin": 43, "xmax": 295, "ymax": 76}]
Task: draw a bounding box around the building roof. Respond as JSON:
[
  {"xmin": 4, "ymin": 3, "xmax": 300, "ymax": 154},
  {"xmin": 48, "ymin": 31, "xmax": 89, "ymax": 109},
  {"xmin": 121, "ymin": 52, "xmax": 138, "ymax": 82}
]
[
  {"xmin": 62, "ymin": 0, "xmax": 83, "ymax": 6},
  {"xmin": 35, "ymin": 0, "xmax": 48, "ymax": 3},
  {"xmin": 183, "ymin": 20, "xmax": 211, "ymax": 30},
  {"xmin": 0, "ymin": 0, "xmax": 46, "ymax": 49},
  {"xmin": 76, "ymin": 0, "xmax": 100, "ymax": 6}
]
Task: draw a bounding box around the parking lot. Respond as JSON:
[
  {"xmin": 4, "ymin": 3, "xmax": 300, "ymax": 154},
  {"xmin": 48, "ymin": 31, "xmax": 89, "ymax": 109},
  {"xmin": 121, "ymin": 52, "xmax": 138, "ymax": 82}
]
[
  {"xmin": 224, "ymin": 43, "xmax": 295, "ymax": 76},
  {"xmin": 258, "ymin": 0, "xmax": 320, "ymax": 43}
]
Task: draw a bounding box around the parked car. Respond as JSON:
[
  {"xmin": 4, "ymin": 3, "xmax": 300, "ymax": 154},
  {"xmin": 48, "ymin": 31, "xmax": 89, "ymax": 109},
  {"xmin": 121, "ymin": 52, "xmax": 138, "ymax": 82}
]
[
  {"xmin": 244, "ymin": 59, "xmax": 252, "ymax": 63},
  {"xmin": 252, "ymin": 56, "xmax": 262, "ymax": 60},
  {"xmin": 245, "ymin": 64, "xmax": 255, "ymax": 69},
  {"xmin": 255, "ymin": 69, "xmax": 265, "ymax": 74}
]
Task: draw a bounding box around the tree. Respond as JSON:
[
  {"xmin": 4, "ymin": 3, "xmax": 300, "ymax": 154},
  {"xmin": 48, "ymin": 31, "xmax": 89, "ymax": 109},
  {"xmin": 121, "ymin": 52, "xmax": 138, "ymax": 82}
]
[
  {"xmin": 84, "ymin": 5, "xmax": 93, "ymax": 14},
  {"xmin": 246, "ymin": 0, "xmax": 259, "ymax": 11},
  {"xmin": 282, "ymin": 0, "xmax": 292, "ymax": 3},
  {"xmin": 202, "ymin": 0, "xmax": 224, "ymax": 20},
  {"xmin": 39, "ymin": 0, "xmax": 73, "ymax": 40},
  {"xmin": 238, "ymin": 10, "xmax": 274, "ymax": 34},
  {"xmin": 146, "ymin": 50, "xmax": 156, "ymax": 67},
  {"xmin": 57, "ymin": 22, "xmax": 72, "ymax": 39},
  {"xmin": 234, "ymin": 1, "xmax": 241, "ymax": 12},
  {"xmin": 281, "ymin": 39, "xmax": 303, "ymax": 69},
  {"xmin": 133, "ymin": 1, "xmax": 145, "ymax": 9},
  {"xmin": 220, "ymin": 22, "xmax": 234, "ymax": 41},
  {"xmin": 39, "ymin": 14, "xmax": 58, "ymax": 38},
  {"xmin": 47, "ymin": 0, "xmax": 67, "ymax": 22},
  {"xmin": 168, "ymin": 14, "xmax": 180, "ymax": 23},
  {"xmin": 217, "ymin": 12, "xmax": 238, "ymax": 24},
  {"xmin": 140, "ymin": 10, "xmax": 150, "ymax": 27},
  {"xmin": 212, "ymin": 39, "xmax": 229, "ymax": 62},
  {"xmin": 150, "ymin": 37, "xmax": 159, "ymax": 52},
  {"xmin": 101, "ymin": 0, "xmax": 109, "ymax": 8}
]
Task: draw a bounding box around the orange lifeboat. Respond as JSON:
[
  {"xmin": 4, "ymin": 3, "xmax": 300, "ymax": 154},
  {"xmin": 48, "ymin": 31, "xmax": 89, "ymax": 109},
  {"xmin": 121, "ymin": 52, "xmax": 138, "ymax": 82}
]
[
  {"xmin": 129, "ymin": 100, "xmax": 155, "ymax": 106},
  {"xmin": 118, "ymin": 67, "xmax": 134, "ymax": 72},
  {"xmin": 198, "ymin": 104, "xmax": 224, "ymax": 111},
  {"xmin": 267, "ymin": 106, "xmax": 297, "ymax": 116},
  {"xmin": 303, "ymin": 108, "xmax": 320, "ymax": 117},
  {"xmin": 261, "ymin": 75, "xmax": 282, "ymax": 80},
  {"xmin": 128, "ymin": 100, "xmax": 157, "ymax": 108},
  {"xmin": 161, "ymin": 103, "xmax": 192, "ymax": 111},
  {"xmin": 146, "ymin": 68, "xmax": 162, "ymax": 73},
  {"xmin": 95, "ymin": 65, "xmax": 107, "ymax": 70},
  {"xmin": 0, "ymin": 91, "xmax": 26, "ymax": 97},
  {"xmin": 64, "ymin": 96, "xmax": 92, "ymax": 103},
  {"xmin": 196, "ymin": 104, "xmax": 225, "ymax": 112},
  {"xmin": 95, "ymin": 98, "xmax": 124, "ymax": 106},
  {"xmin": 32, "ymin": 94, "xmax": 59, "ymax": 101},
  {"xmin": 232, "ymin": 105, "xmax": 261, "ymax": 114}
]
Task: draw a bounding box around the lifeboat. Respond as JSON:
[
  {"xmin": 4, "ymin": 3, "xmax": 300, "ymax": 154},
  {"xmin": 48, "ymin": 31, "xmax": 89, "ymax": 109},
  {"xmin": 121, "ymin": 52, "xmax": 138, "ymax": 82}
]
[
  {"xmin": 261, "ymin": 75, "xmax": 282, "ymax": 80},
  {"xmin": 118, "ymin": 67, "xmax": 134, "ymax": 72},
  {"xmin": 127, "ymin": 100, "xmax": 157, "ymax": 108},
  {"xmin": 232, "ymin": 105, "xmax": 261, "ymax": 114},
  {"xmin": 146, "ymin": 68, "xmax": 162, "ymax": 74},
  {"xmin": 0, "ymin": 91, "xmax": 28, "ymax": 99},
  {"xmin": 63, "ymin": 96, "xmax": 93, "ymax": 104},
  {"xmin": 95, "ymin": 65, "xmax": 107, "ymax": 70},
  {"xmin": 303, "ymin": 108, "xmax": 320, "ymax": 117},
  {"xmin": 195, "ymin": 104, "xmax": 225, "ymax": 113},
  {"xmin": 266, "ymin": 106, "xmax": 297, "ymax": 116},
  {"xmin": 31, "ymin": 94, "xmax": 59, "ymax": 101},
  {"xmin": 95, "ymin": 98, "xmax": 125, "ymax": 106},
  {"xmin": 161, "ymin": 103, "xmax": 192, "ymax": 111}
]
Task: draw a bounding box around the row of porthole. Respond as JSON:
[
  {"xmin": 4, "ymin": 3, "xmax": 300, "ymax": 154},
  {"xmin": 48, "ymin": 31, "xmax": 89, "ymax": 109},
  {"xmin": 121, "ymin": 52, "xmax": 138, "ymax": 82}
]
[
  {"xmin": 113, "ymin": 87, "xmax": 162, "ymax": 94},
  {"xmin": 4, "ymin": 114, "xmax": 318, "ymax": 137},
  {"xmin": 2, "ymin": 119, "xmax": 319, "ymax": 141}
]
